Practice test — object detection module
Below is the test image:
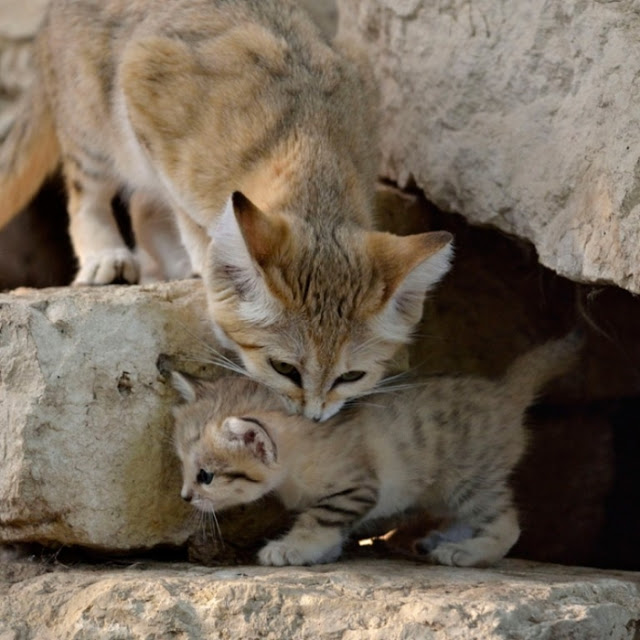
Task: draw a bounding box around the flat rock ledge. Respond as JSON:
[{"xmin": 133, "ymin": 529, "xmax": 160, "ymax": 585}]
[{"xmin": 1, "ymin": 558, "xmax": 638, "ymax": 640}]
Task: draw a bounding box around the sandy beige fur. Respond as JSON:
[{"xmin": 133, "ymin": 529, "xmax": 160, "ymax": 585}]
[
  {"xmin": 173, "ymin": 333, "xmax": 582, "ymax": 567},
  {"xmin": 0, "ymin": 0, "xmax": 453, "ymax": 419}
]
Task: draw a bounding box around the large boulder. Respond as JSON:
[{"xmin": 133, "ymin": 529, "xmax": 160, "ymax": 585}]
[
  {"xmin": 0, "ymin": 281, "xmax": 213, "ymax": 550},
  {"xmin": 337, "ymin": 0, "xmax": 640, "ymax": 293}
]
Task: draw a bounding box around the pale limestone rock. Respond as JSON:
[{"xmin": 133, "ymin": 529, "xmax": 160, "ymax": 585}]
[
  {"xmin": 0, "ymin": 281, "xmax": 218, "ymax": 550},
  {"xmin": 0, "ymin": 559, "xmax": 639, "ymax": 639},
  {"xmin": 337, "ymin": 0, "xmax": 640, "ymax": 293}
]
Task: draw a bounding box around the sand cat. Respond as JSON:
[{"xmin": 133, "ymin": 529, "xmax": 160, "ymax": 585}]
[
  {"xmin": 0, "ymin": 0, "xmax": 453, "ymax": 421},
  {"xmin": 171, "ymin": 333, "xmax": 581, "ymax": 566}
]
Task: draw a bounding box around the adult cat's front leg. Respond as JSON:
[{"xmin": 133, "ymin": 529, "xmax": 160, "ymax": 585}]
[{"xmin": 64, "ymin": 158, "xmax": 139, "ymax": 285}]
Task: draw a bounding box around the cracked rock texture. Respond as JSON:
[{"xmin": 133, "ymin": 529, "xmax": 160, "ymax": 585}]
[
  {"xmin": 337, "ymin": 0, "xmax": 640, "ymax": 293},
  {"xmin": 0, "ymin": 281, "xmax": 213, "ymax": 550},
  {"xmin": 1, "ymin": 559, "xmax": 639, "ymax": 640}
]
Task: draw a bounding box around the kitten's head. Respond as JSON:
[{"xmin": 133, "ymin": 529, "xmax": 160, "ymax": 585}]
[
  {"xmin": 171, "ymin": 373, "xmax": 286, "ymax": 513},
  {"xmin": 204, "ymin": 192, "xmax": 453, "ymax": 421}
]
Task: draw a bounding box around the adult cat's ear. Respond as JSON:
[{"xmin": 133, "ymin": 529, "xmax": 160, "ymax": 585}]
[
  {"xmin": 229, "ymin": 192, "xmax": 289, "ymax": 267},
  {"xmin": 369, "ymin": 230, "xmax": 453, "ymax": 342},
  {"xmin": 223, "ymin": 417, "xmax": 277, "ymax": 465},
  {"xmin": 206, "ymin": 193, "xmax": 285, "ymax": 324}
]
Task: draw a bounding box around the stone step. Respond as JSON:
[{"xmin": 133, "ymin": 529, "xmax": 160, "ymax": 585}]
[{"xmin": 1, "ymin": 558, "xmax": 638, "ymax": 639}]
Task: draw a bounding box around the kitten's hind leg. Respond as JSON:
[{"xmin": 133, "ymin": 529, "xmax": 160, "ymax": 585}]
[
  {"xmin": 419, "ymin": 500, "xmax": 520, "ymax": 568},
  {"xmin": 64, "ymin": 158, "xmax": 139, "ymax": 285}
]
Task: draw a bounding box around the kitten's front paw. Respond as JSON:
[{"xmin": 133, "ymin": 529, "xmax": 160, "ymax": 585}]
[
  {"xmin": 258, "ymin": 540, "xmax": 340, "ymax": 566},
  {"xmin": 74, "ymin": 249, "xmax": 140, "ymax": 285},
  {"xmin": 258, "ymin": 541, "xmax": 306, "ymax": 566}
]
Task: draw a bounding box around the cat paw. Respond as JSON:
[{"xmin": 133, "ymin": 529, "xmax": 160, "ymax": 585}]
[
  {"xmin": 426, "ymin": 542, "xmax": 496, "ymax": 568},
  {"xmin": 257, "ymin": 540, "xmax": 340, "ymax": 566},
  {"xmin": 74, "ymin": 249, "xmax": 140, "ymax": 285},
  {"xmin": 258, "ymin": 541, "xmax": 307, "ymax": 566}
]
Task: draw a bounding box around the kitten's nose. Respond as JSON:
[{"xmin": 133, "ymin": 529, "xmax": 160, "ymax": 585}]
[{"xmin": 181, "ymin": 491, "xmax": 192, "ymax": 503}]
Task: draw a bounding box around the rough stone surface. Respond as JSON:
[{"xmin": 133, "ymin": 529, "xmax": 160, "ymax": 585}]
[
  {"xmin": 337, "ymin": 0, "xmax": 640, "ymax": 293},
  {"xmin": 0, "ymin": 558, "xmax": 638, "ymax": 640},
  {"xmin": 0, "ymin": 281, "xmax": 217, "ymax": 550}
]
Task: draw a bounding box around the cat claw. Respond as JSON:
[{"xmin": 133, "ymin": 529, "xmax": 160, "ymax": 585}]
[{"xmin": 74, "ymin": 249, "xmax": 140, "ymax": 285}]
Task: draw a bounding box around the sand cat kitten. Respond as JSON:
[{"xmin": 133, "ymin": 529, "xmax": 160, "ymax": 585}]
[
  {"xmin": 0, "ymin": 0, "xmax": 453, "ymax": 421},
  {"xmin": 172, "ymin": 333, "xmax": 581, "ymax": 567}
]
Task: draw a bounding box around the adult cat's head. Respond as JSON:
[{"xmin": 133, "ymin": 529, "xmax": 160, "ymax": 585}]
[{"xmin": 205, "ymin": 192, "xmax": 453, "ymax": 422}]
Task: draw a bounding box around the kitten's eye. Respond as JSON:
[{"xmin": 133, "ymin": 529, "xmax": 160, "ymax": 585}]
[
  {"xmin": 332, "ymin": 371, "xmax": 366, "ymax": 388},
  {"xmin": 269, "ymin": 359, "xmax": 302, "ymax": 388},
  {"xmin": 196, "ymin": 469, "xmax": 214, "ymax": 485}
]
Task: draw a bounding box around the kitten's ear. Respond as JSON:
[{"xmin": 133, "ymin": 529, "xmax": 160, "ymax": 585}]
[
  {"xmin": 369, "ymin": 230, "xmax": 453, "ymax": 341},
  {"xmin": 170, "ymin": 372, "xmax": 213, "ymax": 404},
  {"xmin": 223, "ymin": 417, "xmax": 277, "ymax": 466},
  {"xmin": 207, "ymin": 193, "xmax": 284, "ymax": 325}
]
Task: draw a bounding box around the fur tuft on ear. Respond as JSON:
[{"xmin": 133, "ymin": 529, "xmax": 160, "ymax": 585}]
[
  {"xmin": 171, "ymin": 372, "xmax": 198, "ymax": 404},
  {"xmin": 170, "ymin": 371, "xmax": 216, "ymax": 404},
  {"xmin": 369, "ymin": 230, "xmax": 454, "ymax": 343},
  {"xmin": 223, "ymin": 416, "xmax": 277, "ymax": 465},
  {"xmin": 207, "ymin": 194, "xmax": 283, "ymax": 325}
]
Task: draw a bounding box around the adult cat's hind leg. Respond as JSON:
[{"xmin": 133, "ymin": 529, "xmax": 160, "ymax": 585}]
[
  {"xmin": 173, "ymin": 208, "xmax": 210, "ymax": 277},
  {"xmin": 129, "ymin": 191, "xmax": 192, "ymax": 282},
  {"xmin": 64, "ymin": 157, "xmax": 139, "ymax": 285}
]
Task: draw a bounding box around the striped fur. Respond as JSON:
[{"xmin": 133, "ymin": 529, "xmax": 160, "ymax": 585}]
[{"xmin": 172, "ymin": 333, "xmax": 582, "ymax": 566}]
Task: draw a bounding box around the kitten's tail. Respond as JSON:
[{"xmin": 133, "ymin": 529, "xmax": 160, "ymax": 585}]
[
  {"xmin": 503, "ymin": 330, "xmax": 584, "ymax": 408},
  {"xmin": 0, "ymin": 79, "xmax": 60, "ymax": 229}
]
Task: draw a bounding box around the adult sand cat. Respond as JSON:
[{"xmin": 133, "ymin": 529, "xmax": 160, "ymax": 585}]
[
  {"xmin": 172, "ymin": 333, "xmax": 581, "ymax": 567},
  {"xmin": 0, "ymin": 0, "xmax": 453, "ymax": 420}
]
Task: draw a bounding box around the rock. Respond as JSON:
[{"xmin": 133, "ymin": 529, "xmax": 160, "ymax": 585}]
[
  {"xmin": 0, "ymin": 281, "xmax": 219, "ymax": 551},
  {"xmin": 337, "ymin": 0, "xmax": 640, "ymax": 294},
  {"xmin": 0, "ymin": 558, "xmax": 638, "ymax": 639}
]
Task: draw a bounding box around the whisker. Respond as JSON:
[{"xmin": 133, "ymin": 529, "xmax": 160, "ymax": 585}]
[
  {"xmin": 180, "ymin": 354, "xmax": 248, "ymax": 377},
  {"xmin": 345, "ymin": 400, "xmax": 386, "ymax": 409},
  {"xmin": 170, "ymin": 319, "xmax": 250, "ymax": 375},
  {"xmin": 211, "ymin": 509, "xmax": 224, "ymax": 549}
]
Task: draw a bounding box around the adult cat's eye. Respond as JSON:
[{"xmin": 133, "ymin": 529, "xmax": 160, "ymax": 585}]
[
  {"xmin": 196, "ymin": 469, "xmax": 214, "ymax": 485},
  {"xmin": 332, "ymin": 370, "xmax": 366, "ymax": 388},
  {"xmin": 269, "ymin": 359, "xmax": 302, "ymax": 388}
]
